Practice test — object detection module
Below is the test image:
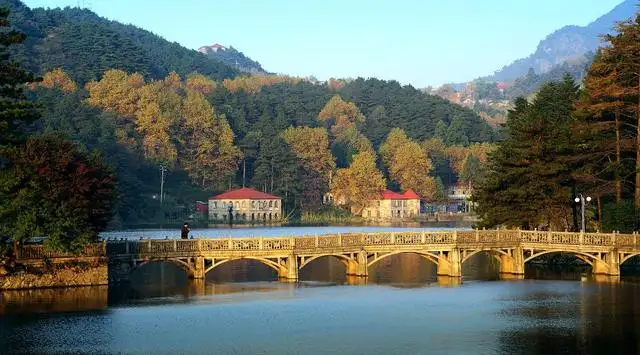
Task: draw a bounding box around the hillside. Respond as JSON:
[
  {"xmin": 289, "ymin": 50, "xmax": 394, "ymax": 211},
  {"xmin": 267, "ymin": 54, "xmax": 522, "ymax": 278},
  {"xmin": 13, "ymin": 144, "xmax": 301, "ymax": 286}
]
[
  {"xmin": 482, "ymin": 0, "xmax": 636, "ymax": 82},
  {"xmin": 198, "ymin": 43, "xmax": 267, "ymax": 74},
  {"xmin": 1, "ymin": 0, "xmax": 239, "ymax": 84}
]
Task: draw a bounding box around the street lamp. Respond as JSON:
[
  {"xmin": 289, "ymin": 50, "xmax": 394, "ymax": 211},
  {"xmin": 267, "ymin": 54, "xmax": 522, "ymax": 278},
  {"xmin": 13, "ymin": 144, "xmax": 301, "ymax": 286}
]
[{"xmin": 574, "ymin": 194, "xmax": 592, "ymax": 232}]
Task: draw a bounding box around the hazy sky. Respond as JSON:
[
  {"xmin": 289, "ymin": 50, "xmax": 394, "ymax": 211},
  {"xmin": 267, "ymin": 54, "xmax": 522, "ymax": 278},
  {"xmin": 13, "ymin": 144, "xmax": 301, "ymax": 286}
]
[{"xmin": 23, "ymin": 0, "xmax": 625, "ymax": 87}]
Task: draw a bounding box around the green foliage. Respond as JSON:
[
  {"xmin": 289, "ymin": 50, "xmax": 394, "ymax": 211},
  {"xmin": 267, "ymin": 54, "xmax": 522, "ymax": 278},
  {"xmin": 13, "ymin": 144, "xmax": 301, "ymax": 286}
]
[
  {"xmin": 0, "ymin": 134, "xmax": 117, "ymax": 252},
  {"xmin": 475, "ymin": 77, "xmax": 580, "ymax": 229},
  {"xmin": 602, "ymin": 201, "xmax": 639, "ymax": 233},
  {"xmin": 3, "ymin": 2, "xmax": 238, "ymax": 84},
  {"xmin": 0, "ymin": 6, "xmax": 39, "ymax": 146}
]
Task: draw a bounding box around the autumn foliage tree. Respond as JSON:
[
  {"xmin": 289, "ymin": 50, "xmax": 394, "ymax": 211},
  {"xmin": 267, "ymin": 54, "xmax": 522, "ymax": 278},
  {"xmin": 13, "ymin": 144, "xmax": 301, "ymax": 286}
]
[
  {"xmin": 380, "ymin": 128, "xmax": 436, "ymax": 200},
  {"xmin": 281, "ymin": 126, "xmax": 336, "ymax": 207},
  {"xmin": 0, "ymin": 135, "xmax": 117, "ymax": 252},
  {"xmin": 331, "ymin": 150, "xmax": 386, "ymax": 214}
]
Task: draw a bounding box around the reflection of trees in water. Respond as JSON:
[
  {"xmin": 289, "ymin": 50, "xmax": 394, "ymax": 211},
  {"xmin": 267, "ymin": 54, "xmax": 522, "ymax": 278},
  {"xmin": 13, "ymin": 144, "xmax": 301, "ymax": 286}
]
[
  {"xmin": 0, "ymin": 286, "xmax": 108, "ymax": 315},
  {"xmin": 496, "ymin": 282, "xmax": 640, "ymax": 354}
]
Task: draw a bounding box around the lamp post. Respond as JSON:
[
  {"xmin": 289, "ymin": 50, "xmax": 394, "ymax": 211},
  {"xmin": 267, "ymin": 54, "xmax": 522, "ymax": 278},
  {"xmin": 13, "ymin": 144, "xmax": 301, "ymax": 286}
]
[{"xmin": 574, "ymin": 194, "xmax": 592, "ymax": 232}]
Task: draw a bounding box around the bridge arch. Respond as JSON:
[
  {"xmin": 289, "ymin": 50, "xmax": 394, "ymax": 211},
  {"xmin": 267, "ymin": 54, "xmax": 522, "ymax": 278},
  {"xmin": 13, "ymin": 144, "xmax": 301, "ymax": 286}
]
[
  {"xmin": 524, "ymin": 250, "xmax": 599, "ymax": 267},
  {"xmin": 134, "ymin": 258, "xmax": 195, "ymax": 278},
  {"xmin": 620, "ymin": 252, "xmax": 640, "ymax": 266},
  {"xmin": 367, "ymin": 251, "xmax": 442, "ymax": 268},
  {"xmin": 204, "ymin": 256, "xmax": 282, "ymax": 275},
  {"xmin": 299, "ymin": 254, "xmax": 352, "ymax": 270},
  {"xmin": 461, "ymin": 249, "xmax": 508, "ymax": 265}
]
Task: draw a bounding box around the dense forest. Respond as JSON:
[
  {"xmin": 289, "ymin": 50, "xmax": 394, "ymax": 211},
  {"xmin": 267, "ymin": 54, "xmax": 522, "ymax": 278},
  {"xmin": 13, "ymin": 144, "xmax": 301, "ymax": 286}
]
[
  {"xmin": 475, "ymin": 13, "xmax": 640, "ymax": 233},
  {"xmin": 1, "ymin": 1, "xmax": 496, "ymax": 228}
]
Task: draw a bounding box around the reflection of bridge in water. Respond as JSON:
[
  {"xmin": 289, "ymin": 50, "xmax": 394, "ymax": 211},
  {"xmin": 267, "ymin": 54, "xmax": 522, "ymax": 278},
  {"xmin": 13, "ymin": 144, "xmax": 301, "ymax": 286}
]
[{"xmin": 100, "ymin": 230, "xmax": 640, "ymax": 283}]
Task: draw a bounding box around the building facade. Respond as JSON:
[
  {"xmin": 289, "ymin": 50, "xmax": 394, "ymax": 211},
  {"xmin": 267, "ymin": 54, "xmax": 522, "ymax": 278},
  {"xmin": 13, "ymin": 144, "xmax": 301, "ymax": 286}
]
[
  {"xmin": 359, "ymin": 189, "xmax": 420, "ymax": 221},
  {"xmin": 208, "ymin": 187, "xmax": 282, "ymax": 222}
]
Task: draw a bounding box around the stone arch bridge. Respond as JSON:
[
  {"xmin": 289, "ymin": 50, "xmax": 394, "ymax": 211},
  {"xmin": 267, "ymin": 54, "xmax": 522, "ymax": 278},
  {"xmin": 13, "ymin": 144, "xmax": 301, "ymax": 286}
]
[{"xmin": 103, "ymin": 230, "xmax": 640, "ymax": 283}]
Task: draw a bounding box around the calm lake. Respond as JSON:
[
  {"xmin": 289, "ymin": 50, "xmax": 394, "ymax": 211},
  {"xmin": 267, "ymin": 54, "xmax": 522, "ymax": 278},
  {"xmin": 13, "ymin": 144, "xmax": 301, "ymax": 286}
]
[{"xmin": 2, "ymin": 226, "xmax": 640, "ymax": 354}]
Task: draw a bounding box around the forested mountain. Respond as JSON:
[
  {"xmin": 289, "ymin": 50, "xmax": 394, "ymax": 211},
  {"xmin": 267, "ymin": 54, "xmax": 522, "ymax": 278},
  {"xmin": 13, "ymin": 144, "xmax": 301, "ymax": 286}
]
[
  {"xmin": 4, "ymin": 1, "xmax": 495, "ymax": 227},
  {"xmin": 1, "ymin": 0, "xmax": 239, "ymax": 84},
  {"xmin": 198, "ymin": 43, "xmax": 267, "ymax": 74},
  {"xmin": 481, "ymin": 0, "xmax": 636, "ymax": 82}
]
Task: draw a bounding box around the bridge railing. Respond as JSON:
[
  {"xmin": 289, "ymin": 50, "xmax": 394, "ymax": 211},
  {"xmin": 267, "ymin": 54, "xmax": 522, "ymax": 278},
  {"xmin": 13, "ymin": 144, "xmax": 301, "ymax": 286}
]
[
  {"xmin": 16, "ymin": 230, "xmax": 640, "ymax": 260},
  {"xmin": 17, "ymin": 243, "xmax": 105, "ymax": 260}
]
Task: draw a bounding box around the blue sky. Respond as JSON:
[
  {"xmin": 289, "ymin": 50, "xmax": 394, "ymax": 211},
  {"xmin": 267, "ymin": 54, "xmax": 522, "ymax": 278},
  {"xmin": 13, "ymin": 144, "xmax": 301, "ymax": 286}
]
[{"xmin": 23, "ymin": 0, "xmax": 625, "ymax": 87}]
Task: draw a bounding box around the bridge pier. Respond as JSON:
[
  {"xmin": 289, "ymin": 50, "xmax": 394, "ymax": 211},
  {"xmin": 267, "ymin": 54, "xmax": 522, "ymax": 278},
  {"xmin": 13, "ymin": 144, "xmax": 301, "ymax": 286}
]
[
  {"xmin": 499, "ymin": 247, "xmax": 525, "ymax": 276},
  {"xmin": 346, "ymin": 250, "xmax": 369, "ymax": 278},
  {"xmin": 437, "ymin": 249, "xmax": 461, "ymax": 278},
  {"xmin": 191, "ymin": 257, "xmax": 205, "ymax": 279},
  {"xmin": 593, "ymin": 250, "xmax": 620, "ymax": 276},
  {"xmin": 278, "ymin": 255, "xmax": 299, "ymax": 282}
]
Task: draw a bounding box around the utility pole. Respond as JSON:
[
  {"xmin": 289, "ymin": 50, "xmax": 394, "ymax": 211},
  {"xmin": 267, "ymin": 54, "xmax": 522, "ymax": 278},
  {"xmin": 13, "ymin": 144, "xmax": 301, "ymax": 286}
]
[{"xmin": 159, "ymin": 165, "xmax": 166, "ymax": 204}]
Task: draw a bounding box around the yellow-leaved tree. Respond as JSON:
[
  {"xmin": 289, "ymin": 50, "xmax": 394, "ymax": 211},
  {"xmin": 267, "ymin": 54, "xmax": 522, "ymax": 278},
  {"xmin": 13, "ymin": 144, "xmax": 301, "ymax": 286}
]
[
  {"xmin": 380, "ymin": 128, "xmax": 436, "ymax": 200},
  {"xmin": 40, "ymin": 68, "xmax": 77, "ymax": 93},
  {"xmin": 281, "ymin": 126, "xmax": 336, "ymax": 206},
  {"xmin": 181, "ymin": 89, "xmax": 242, "ymax": 188},
  {"xmin": 331, "ymin": 150, "xmax": 386, "ymax": 214}
]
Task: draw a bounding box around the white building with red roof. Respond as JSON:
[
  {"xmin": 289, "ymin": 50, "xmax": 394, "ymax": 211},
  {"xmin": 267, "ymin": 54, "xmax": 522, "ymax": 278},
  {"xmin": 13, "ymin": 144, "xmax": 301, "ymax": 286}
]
[
  {"xmin": 208, "ymin": 187, "xmax": 282, "ymax": 222},
  {"xmin": 359, "ymin": 189, "xmax": 421, "ymax": 221}
]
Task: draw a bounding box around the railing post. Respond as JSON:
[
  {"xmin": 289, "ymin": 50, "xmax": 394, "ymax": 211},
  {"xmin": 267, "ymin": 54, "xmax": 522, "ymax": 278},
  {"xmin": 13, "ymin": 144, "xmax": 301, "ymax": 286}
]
[
  {"xmin": 315, "ymin": 234, "xmax": 319, "ymax": 248},
  {"xmin": 612, "ymin": 231, "xmax": 617, "ymax": 246},
  {"xmin": 125, "ymin": 241, "xmax": 130, "ymax": 255},
  {"xmin": 453, "ymin": 230, "xmax": 457, "ymax": 244},
  {"xmin": 148, "ymin": 239, "xmax": 151, "ymax": 253},
  {"xmin": 173, "ymin": 239, "xmax": 177, "ymax": 252},
  {"xmin": 547, "ymin": 231, "xmax": 552, "ymax": 244},
  {"xmin": 228, "ymin": 238, "xmax": 233, "ymax": 250},
  {"xmin": 391, "ymin": 233, "xmax": 396, "ymax": 244},
  {"xmin": 338, "ymin": 233, "xmax": 342, "ymax": 247},
  {"xmin": 475, "ymin": 229, "xmax": 479, "ymax": 243},
  {"xmin": 290, "ymin": 236, "xmax": 295, "ymax": 250},
  {"xmin": 579, "ymin": 231, "xmax": 584, "ymax": 246},
  {"xmin": 259, "ymin": 237, "xmax": 264, "ymax": 250},
  {"xmin": 197, "ymin": 239, "xmax": 202, "ymax": 252},
  {"xmin": 421, "ymin": 231, "xmax": 426, "ymax": 244}
]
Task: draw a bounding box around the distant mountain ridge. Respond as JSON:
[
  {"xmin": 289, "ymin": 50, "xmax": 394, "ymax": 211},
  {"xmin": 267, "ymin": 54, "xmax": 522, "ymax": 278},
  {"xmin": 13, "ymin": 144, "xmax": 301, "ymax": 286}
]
[
  {"xmin": 1, "ymin": 0, "xmax": 239, "ymax": 84},
  {"xmin": 198, "ymin": 43, "xmax": 268, "ymax": 74},
  {"xmin": 481, "ymin": 0, "xmax": 637, "ymax": 82}
]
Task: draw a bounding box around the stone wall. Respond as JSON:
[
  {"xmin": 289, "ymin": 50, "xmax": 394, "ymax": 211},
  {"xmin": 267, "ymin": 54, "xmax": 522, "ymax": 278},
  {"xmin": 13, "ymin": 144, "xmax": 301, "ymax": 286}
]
[{"xmin": 0, "ymin": 263, "xmax": 108, "ymax": 290}]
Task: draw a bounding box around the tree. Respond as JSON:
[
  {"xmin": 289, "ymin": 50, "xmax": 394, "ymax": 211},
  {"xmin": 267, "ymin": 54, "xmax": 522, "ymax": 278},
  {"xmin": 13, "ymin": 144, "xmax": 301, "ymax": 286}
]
[
  {"xmin": 331, "ymin": 150, "xmax": 386, "ymax": 214},
  {"xmin": 379, "ymin": 128, "xmax": 436, "ymax": 200},
  {"xmin": 281, "ymin": 126, "xmax": 335, "ymax": 207},
  {"xmin": 318, "ymin": 94, "xmax": 365, "ymax": 135},
  {"xmin": 0, "ymin": 135, "xmax": 117, "ymax": 252},
  {"xmin": 460, "ymin": 154, "xmax": 484, "ymax": 189},
  {"xmin": 0, "ymin": 8, "xmax": 39, "ymax": 147},
  {"xmin": 185, "ymin": 73, "xmax": 216, "ymax": 95},
  {"xmin": 475, "ymin": 78, "xmax": 579, "ymax": 229},
  {"xmin": 181, "ymin": 89, "xmax": 242, "ymax": 189},
  {"xmin": 39, "ymin": 68, "xmax": 77, "ymax": 93},
  {"xmin": 444, "ymin": 117, "xmax": 469, "ymax": 146}
]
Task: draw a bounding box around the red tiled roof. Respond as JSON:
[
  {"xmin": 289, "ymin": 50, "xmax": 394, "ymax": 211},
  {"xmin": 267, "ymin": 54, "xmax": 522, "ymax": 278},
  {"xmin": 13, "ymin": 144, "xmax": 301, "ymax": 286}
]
[
  {"xmin": 403, "ymin": 189, "xmax": 420, "ymax": 199},
  {"xmin": 379, "ymin": 190, "xmax": 418, "ymax": 200},
  {"xmin": 210, "ymin": 187, "xmax": 280, "ymax": 200}
]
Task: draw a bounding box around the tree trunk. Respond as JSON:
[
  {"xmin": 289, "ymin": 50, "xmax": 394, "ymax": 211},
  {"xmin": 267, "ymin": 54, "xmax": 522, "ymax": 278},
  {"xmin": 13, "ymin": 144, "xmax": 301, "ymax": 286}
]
[
  {"xmin": 615, "ymin": 110, "xmax": 622, "ymax": 202},
  {"xmin": 597, "ymin": 194, "xmax": 603, "ymax": 232},
  {"xmin": 636, "ymin": 108, "xmax": 640, "ymax": 208},
  {"xmin": 571, "ymin": 184, "xmax": 579, "ymax": 232}
]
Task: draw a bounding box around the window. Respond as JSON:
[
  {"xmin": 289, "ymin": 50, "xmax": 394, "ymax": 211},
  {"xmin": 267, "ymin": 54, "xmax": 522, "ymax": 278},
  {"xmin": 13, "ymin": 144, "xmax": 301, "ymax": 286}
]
[
  {"xmin": 274, "ymin": 213, "xmax": 278, "ymax": 219},
  {"xmin": 242, "ymin": 201, "xmax": 246, "ymax": 208},
  {"xmin": 269, "ymin": 201, "xmax": 273, "ymax": 208},
  {"xmin": 275, "ymin": 201, "xmax": 278, "ymax": 208},
  {"xmin": 235, "ymin": 202, "xmax": 239, "ymax": 209},
  {"xmin": 213, "ymin": 201, "xmax": 217, "ymax": 208},
  {"xmin": 252, "ymin": 201, "xmax": 255, "ymax": 208},
  {"xmin": 213, "ymin": 213, "xmax": 218, "ymax": 220},
  {"xmin": 269, "ymin": 213, "xmax": 272, "ymax": 220},
  {"xmin": 251, "ymin": 213, "xmax": 255, "ymax": 221},
  {"xmin": 242, "ymin": 213, "xmax": 246, "ymax": 220},
  {"xmin": 367, "ymin": 210, "xmax": 372, "ymax": 217}
]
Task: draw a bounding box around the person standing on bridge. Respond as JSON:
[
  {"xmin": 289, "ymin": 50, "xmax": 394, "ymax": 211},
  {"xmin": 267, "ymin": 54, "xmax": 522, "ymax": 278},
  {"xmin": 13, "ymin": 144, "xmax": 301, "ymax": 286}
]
[{"xmin": 181, "ymin": 222, "xmax": 191, "ymax": 239}]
